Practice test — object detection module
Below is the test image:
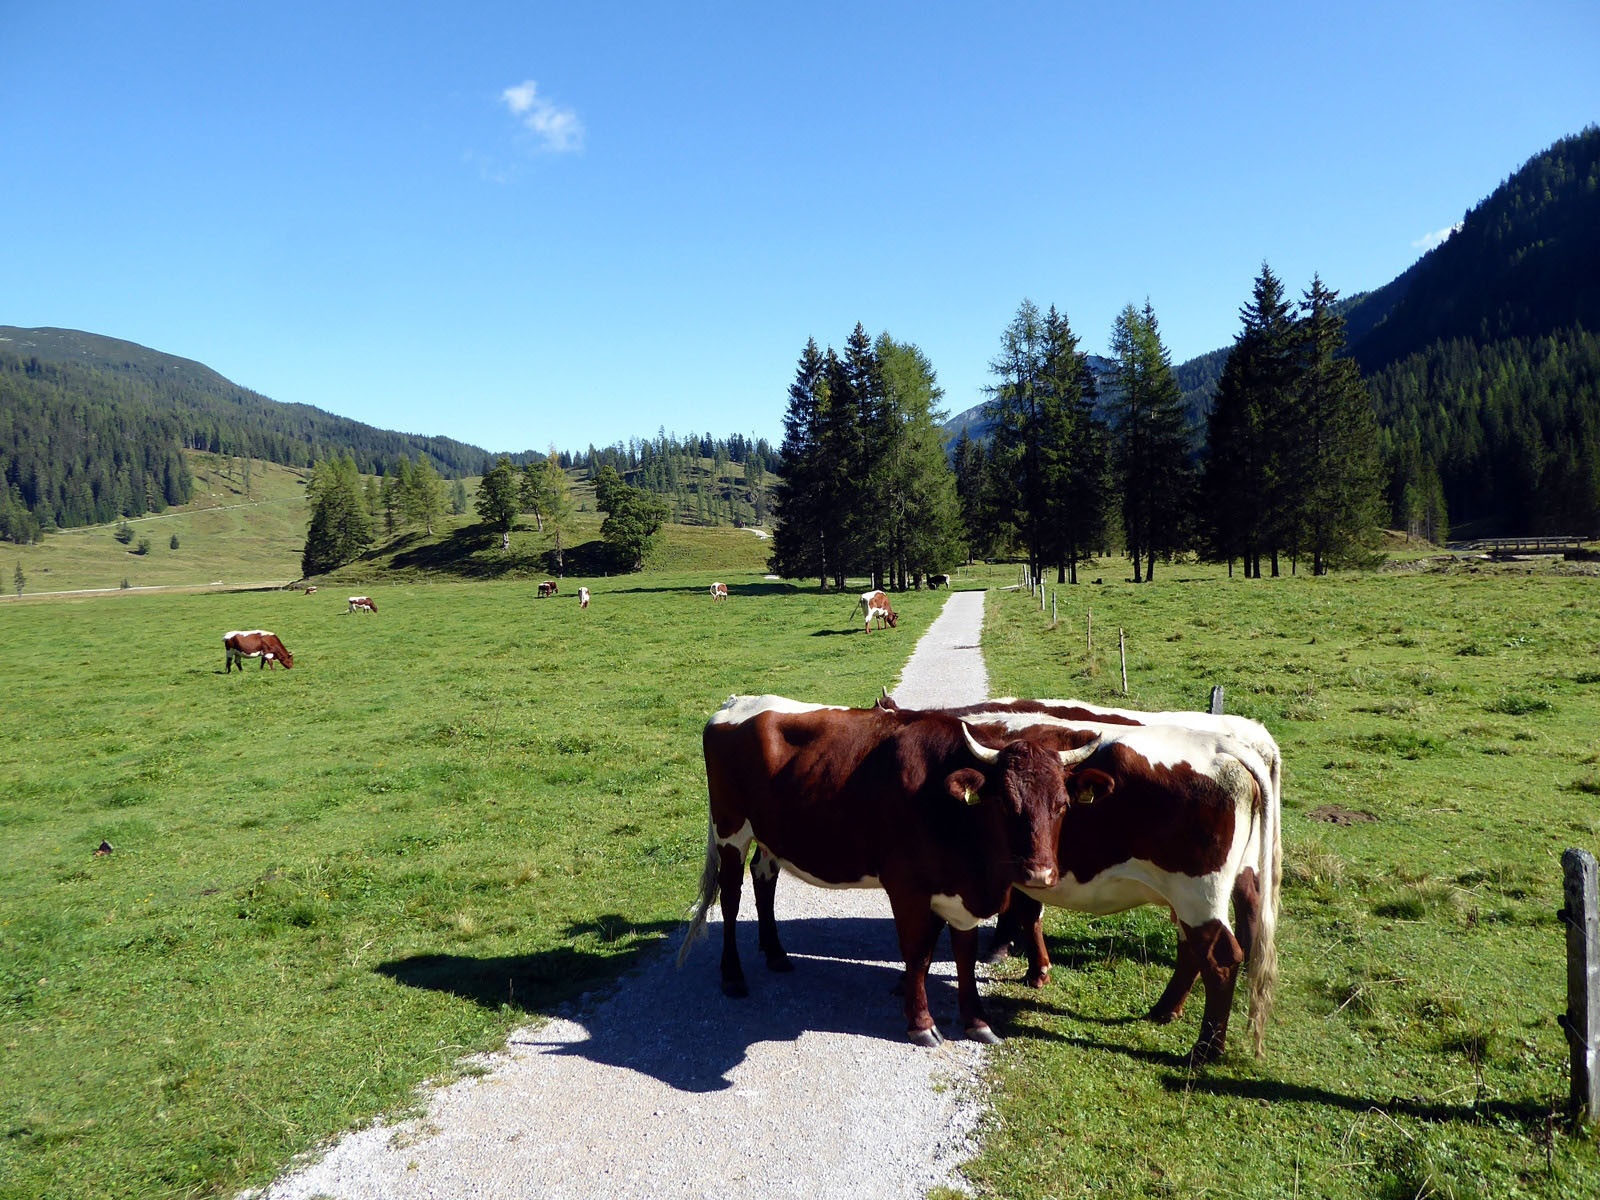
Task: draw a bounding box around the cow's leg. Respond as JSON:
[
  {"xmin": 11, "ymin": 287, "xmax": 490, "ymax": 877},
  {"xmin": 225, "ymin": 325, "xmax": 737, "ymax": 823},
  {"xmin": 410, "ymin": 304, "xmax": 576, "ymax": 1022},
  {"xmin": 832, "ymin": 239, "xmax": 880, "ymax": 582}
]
[
  {"xmin": 1230, "ymin": 866, "xmax": 1261, "ymax": 963},
  {"xmin": 1180, "ymin": 918, "xmax": 1245, "ymax": 1064},
  {"xmin": 887, "ymin": 893, "xmax": 945, "ymax": 1046},
  {"xmin": 989, "ymin": 891, "xmax": 1050, "ymax": 986},
  {"xmin": 949, "ymin": 925, "xmax": 999, "ymax": 1043},
  {"xmin": 749, "ymin": 847, "xmax": 792, "ymax": 973},
  {"xmin": 716, "ymin": 841, "xmax": 750, "ymax": 998},
  {"xmin": 1146, "ymin": 929, "xmax": 1201, "ymax": 1024}
]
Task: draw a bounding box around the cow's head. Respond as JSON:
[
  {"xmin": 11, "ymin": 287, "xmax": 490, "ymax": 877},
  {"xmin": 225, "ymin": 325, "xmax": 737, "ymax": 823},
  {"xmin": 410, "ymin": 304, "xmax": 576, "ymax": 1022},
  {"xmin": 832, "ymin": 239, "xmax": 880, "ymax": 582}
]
[
  {"xmin": 884, "ymin": 609, "xmax": 899, "ymax": 628},
  {"xmin": 945, "ymin": 723, "xmax": 1096, "ymax": 889},
  {"xmin": 274, "ymin": 641, "xmax": 295, "ymax": 669}
]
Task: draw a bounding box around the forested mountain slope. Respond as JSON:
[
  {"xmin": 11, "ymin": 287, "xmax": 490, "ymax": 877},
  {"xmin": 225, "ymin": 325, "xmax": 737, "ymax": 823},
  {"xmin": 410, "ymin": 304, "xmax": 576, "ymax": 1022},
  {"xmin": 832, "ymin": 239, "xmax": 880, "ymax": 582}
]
[{"xmin": 0, "ymin": 327, "xmax": 495, "ymax": 539}]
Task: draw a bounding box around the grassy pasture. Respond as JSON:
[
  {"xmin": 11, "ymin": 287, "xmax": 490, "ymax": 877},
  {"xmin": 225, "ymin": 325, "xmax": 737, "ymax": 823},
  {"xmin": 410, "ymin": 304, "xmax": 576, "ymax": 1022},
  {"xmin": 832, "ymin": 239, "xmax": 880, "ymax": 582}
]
[
  {"xmin": 2, "ymin": 558, "xmax": 1598, "ymax": 1198},
  {"xmin": 966, "ymin": 564, "xmax": 1600, "ymax": 1198}
]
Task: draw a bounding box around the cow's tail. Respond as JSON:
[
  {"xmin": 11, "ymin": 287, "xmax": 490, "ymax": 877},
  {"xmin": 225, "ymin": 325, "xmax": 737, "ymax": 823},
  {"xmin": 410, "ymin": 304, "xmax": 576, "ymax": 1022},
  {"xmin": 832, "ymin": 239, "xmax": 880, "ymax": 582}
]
[
  {"xmin": 676, "ymin": 816, "xmax": 721, "ymax": 969},
  {"xmin": 1246, "ymin": 746, "xmax": 1282, "ymax": 1056}
]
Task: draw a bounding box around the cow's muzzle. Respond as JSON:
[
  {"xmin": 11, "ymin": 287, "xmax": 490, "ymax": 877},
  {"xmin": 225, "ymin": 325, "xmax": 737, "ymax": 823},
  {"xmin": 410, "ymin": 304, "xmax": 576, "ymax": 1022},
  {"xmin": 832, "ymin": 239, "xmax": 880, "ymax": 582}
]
[{"xmin": 1022, "ymin": 866, "xmax": 1057, "ymax": 888}]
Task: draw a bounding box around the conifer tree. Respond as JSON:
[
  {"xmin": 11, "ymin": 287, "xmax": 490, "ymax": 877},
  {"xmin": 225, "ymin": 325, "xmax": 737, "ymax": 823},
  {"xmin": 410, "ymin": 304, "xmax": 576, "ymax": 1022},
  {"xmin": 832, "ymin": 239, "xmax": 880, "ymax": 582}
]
[
  {"xmin": 1110, "ymin": 302, "xmax": 1193, "ymax": 582},
  {"xmin": 1202, "ymin": 265, "xmax": 1299, "ymax": 576},
  {"xmin": 877, "ymin": 334, "xmax": 963, "ymax": 588},
  {"xmin": 302, "ymin": 455, "xmax": 373, "ymax": 576},
  {"xmin": 1294, "ymin": 275, "xmax": 1385, "ymax": 573},
  {"xmin": 769, "ymin": 338, "xmax": 831, "ymax": 586}
]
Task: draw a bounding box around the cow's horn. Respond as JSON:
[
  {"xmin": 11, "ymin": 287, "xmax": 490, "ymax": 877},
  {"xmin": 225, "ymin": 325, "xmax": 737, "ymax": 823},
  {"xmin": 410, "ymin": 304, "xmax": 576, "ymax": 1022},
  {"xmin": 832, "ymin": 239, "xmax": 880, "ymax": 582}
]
[
  {"xmin": 1057, "ymin": 738, "xmax": 1101, "ymax": 767},
  {"xmin": 959, "ymin": 721, "xmax": 1001, "ymax": 764}
]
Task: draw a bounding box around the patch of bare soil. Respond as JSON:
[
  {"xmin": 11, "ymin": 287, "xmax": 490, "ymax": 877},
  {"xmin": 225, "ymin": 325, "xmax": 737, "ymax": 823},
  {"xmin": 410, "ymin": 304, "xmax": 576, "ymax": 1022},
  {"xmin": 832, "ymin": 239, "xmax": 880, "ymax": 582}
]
[{"xmin": 1308, "ymin": 804, "xmax": 1377, "ymax": 826}]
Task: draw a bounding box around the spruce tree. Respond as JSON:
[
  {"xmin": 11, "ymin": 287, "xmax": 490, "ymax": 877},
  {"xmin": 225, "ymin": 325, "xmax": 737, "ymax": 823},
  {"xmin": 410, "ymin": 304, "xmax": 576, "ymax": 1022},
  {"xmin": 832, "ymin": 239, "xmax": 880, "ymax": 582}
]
[
  {"xmin": 302, "ymin": 455, "xmax": 373, "ymax": 576},
  {"xmin": 877, "ymin": 335, "xmax": 964, "ymax": 588},
  {"xmin": 1201, "ymin": 264, "xmax": 1298, "ymax": 577},
  {"xmin": 1110, "ymin": 302, "xmax": 1194, "ymax": 582},
  {"xmin": 1295, "ymin": 275, "xmax": 1385, "ymax": 572},
  {"xmin": 769, "ymin": 339, "xmax": 829, "ymax": 585}
]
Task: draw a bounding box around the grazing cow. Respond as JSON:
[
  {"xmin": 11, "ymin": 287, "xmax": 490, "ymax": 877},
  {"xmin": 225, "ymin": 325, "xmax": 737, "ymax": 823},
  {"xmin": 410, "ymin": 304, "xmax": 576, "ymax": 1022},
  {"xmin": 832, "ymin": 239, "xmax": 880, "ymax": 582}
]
[
  {"xmin": 855, "ymin": 589, "xmax": 898, "ymax": 632},
  {"xmin": 537, "ymin": 580, "xmax": 559, "ymax": 598},
  {"xmin": 303, "ymin": 586, "xmax": 318, "ymax": 595},
  {"xmin": 681, "ymin": 695, "xmax": 1100, "ymax": 1045},
  {"xmin": 927, "ymin": 574, "xmax": 949, "ymax": 589},
  {"xmin": 710, "ymin": 582, "xmax": 729, "ymax": 601},
  {"xmin": 347, "ymin": 595, "xmax": 377, "ymax": 614},
  {"xmin": 223, "ymin": 630, "xmax": 294, "ymax": 672},
  {"xmin": 880, "ymin": 695, "xmax": 1280, "ymax": 1061},
  {"xmin": 578, "ymin": 586, "xmax": 590, "ymax": 608}
]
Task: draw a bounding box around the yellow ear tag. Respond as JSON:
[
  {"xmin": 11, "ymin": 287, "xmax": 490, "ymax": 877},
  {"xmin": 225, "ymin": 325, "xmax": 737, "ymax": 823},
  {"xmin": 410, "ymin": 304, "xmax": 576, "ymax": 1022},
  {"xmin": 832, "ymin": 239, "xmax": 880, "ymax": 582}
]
[
  {"xmin": 963, "ymin": 786, "xmax": 979, "ymax": 805},
  {"xmin": 1076, "ymin": 786, "xmax": 1096, "ymax": 805}
]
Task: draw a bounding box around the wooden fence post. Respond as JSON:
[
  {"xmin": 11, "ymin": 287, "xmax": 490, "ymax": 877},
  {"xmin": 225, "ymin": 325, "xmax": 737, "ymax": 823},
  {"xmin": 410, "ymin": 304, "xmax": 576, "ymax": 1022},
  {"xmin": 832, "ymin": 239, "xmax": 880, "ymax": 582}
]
[
  {"xmin": 1560, "ymin": 848, "xmax": 1600, "ymax": 1123},
  {"xmin": 1210, "ymin": 686, "xmax": 1225, "ymax": 715},
  {"xmin": 1118, "ymin": 627, "xmax": 1127, "ymax": 694},
  {"xmin": 1086, "ymin": 608, "xmax": 1093, "ymax": 654},
  {"xmin": 1051, "ymin": 590, "xmax": 1057, "ymax": 627}
]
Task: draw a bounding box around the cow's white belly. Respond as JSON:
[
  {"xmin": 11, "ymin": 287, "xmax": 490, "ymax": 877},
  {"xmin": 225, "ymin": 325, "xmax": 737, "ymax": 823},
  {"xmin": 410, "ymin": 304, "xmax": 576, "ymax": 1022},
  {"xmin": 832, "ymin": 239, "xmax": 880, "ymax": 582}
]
[
  {"xmin": 931, "ymin": 892, "xmax": 983, "ymax": 931},
  {"xmin": 771, "ymin": 856, "xmax": 881, "ymax": 892},
  {"xmin": 1024, "ymin": 861, "xmax": 1236, "ymax": 928}
]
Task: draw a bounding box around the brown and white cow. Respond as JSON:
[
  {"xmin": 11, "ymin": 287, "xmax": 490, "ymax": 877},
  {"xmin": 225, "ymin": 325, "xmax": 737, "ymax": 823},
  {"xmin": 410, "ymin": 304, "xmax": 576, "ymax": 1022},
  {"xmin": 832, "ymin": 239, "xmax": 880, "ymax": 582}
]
[
  {"xmin": 855, "ymin": 589, "xmax": 897, "ymax": 632},
  {"xmin": 681, "ymin": 694, "xmax": 1100, "ymax": 1045},
  {"xmin": 223, "ymin": 630, "xmax": 294, "ymax": 672},
  {"xmin": 879, "ymin": 693, "xmax": 1281, "ymax": 1062},
  {"xmin": 303, "ymin": 586, "xmax": 318, "ymax": 595},
  {"xmin": 537, "ymin": 580, "xmax": 559, "ymax": 598},
  {"xmin": 578, "ymin": 586, "xmax": 590, "ymax": 608},
  {"xmin": 347, "ymin": 595, "xmax": 377, "ymax": 614},
  {"xmin": 710, "ymin": 582, "xmax": 729, "ymax": 601}
]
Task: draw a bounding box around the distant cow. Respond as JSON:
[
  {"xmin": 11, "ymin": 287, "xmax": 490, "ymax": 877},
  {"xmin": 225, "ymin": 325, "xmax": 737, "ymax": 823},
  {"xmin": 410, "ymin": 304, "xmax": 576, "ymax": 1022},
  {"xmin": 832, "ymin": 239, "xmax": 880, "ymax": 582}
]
[
  {"xmin": 537, "ymin": 580, "xmax": 559, "ymax": 598},
  {"xmin": 223, "ymin": 630, "xmax": 293, "ymax": 672},
  {"xmin": 347, "ymin": 596, "xmax": 377, "ymax": 614},
  {"xmin": 682, "ymin": 695, "xmax": 1100, "ymax": 1044},
  {"xmin": 855, "ymin": 589, "xmax": 898, "ymax": 632},
  {"xmin": 303, "ymin": 586, "xmax": 318, "ymax": 595},
  {"xmin": 927, "ymin": 574, "xmax": 949, "ymax": 589},
  {"xmin": 710, "ymin": 582, "xmax": 729, "ymax": 601},
  {"xmin": 578, "ymin": 586, "xmax": 591, "ymax": 608}
]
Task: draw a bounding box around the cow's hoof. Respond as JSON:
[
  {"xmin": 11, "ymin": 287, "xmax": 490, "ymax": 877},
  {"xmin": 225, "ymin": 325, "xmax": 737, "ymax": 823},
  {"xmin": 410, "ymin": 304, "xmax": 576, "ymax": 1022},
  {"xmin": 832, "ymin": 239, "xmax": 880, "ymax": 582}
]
[
  {"xmin": 721, "ymin": 979, "xmax": 749, "ymax": 999},
  {"xmin": 1146, "ymin": 1005, "xmax": 1182, "ymax": 1025},
  {"xmin": 1025, "ymin": 969, "xmax": 1050, "ymax": 989},
  {"xmin": 965, "ymin": 1023, "xmax": 1001, "ymax": 1045},
  {"xmin": 764, "ymin": 953, "xmax": 795, "ymax": 974},
  {"xmin": 1186, "ymin": 1041, "xmax": 1224, "ymax": 1067},
  {"xmin": 907, "ymin": 1026, "xmax": 944, "ymax": 1048},
  {"xmin": 982, "ymin": 942, "xmax": 1012, "ymax": 965}
]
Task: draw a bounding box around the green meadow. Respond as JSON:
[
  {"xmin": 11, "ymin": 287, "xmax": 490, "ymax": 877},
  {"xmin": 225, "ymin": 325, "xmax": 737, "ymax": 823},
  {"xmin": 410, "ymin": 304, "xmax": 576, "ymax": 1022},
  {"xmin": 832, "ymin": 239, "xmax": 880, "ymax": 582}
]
[{"xmin": 2, "ymin": 557, "xmax": 1599, "ymax": 1198}]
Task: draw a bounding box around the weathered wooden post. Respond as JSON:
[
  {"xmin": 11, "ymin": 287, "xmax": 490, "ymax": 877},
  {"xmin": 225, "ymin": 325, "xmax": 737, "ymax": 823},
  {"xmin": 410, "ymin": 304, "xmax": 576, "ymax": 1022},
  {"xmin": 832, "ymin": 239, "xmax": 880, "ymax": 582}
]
[
  {"xmin": 1118, "ymin": 627, "xmax": 1127, "ymax": 694},
  {"xmin": 1086, "ymin": 608, "xmax": 1093, "ymax": 654},
  {"xmin": 1560, "ymin": 848, "xmax": 1599, "ymax": 1123},
  {"xmin": 1210, "ymin": 685, "xmax": 1225, "ymax": 715},
  {"xmin": 1051, "ymin": 590, "xmax": 1057, "ymax": 627}
]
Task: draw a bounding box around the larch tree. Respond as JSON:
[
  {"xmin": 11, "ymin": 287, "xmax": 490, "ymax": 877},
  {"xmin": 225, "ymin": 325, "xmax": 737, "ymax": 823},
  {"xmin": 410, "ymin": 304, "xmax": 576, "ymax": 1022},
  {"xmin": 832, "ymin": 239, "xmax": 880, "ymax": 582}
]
[
  {"xmin": 474, "ymin": 456, "xmax": 520, "ymax": 536},
  {"xmin": 876, "ymin": 334, "xmax": 964, "ymax": 588}
]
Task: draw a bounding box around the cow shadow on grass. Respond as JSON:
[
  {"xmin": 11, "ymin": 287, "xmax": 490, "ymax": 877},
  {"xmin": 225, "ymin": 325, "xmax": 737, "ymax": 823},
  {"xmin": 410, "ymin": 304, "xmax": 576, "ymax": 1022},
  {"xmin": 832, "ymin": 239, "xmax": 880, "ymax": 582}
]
[
  {"xmin": 1158, "ymin": 1073, "xmax": 1554, "ymax": 1129},
  {"xmin": 378, "ymin": 905, "xmax": 980, "ymax": 1094}
]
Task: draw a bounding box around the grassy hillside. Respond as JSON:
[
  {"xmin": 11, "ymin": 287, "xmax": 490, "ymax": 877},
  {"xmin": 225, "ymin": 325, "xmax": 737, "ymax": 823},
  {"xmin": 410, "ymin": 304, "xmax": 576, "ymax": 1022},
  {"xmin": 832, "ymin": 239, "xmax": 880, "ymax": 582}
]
[
  {"xmin": 4, "ymin": 453, "xmax": 311, "ymax": 594},
  {"xmin": 4, "ymin": 452, "xmax": 776, "ymax": 595}
]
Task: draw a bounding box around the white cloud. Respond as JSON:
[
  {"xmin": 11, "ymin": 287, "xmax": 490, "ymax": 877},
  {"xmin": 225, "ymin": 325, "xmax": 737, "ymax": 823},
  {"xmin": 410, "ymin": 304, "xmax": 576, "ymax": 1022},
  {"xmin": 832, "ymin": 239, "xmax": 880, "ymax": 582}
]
[
  {"xmin": 1412, "ymin": 222, "xmax": 1463, "ymax": 251},
  {"xmin": 500, "ymin": 80, "xmax": 584, "ymax": 153}
]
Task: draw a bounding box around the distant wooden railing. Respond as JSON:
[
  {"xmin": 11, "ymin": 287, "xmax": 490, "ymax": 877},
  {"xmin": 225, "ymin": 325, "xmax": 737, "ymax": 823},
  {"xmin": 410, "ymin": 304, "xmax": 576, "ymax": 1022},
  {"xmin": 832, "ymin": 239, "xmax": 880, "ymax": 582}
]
[{"xmin": 1451, "ymin": 535, "xmax": 1587, "ymax": 553}]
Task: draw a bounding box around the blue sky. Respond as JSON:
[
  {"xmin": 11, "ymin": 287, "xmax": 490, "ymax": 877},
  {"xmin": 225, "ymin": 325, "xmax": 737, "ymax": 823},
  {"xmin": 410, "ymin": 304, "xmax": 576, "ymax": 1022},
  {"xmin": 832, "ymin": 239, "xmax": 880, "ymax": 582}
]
[{"xmin": 4, "ymin": 2, "xmax": 1597, "ymax": 458}]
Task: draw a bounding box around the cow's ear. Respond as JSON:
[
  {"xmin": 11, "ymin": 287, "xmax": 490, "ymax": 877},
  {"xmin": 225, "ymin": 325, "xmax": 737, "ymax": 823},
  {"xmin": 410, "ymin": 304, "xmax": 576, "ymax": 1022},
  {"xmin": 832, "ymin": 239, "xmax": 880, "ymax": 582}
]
[
  {"xmin": 945, "ymin": 768, "xmax": 987, "ymax": 806},
  {"xmin": 1069, "ymin": 767, "xmax": 1116, "ymax": 805}
]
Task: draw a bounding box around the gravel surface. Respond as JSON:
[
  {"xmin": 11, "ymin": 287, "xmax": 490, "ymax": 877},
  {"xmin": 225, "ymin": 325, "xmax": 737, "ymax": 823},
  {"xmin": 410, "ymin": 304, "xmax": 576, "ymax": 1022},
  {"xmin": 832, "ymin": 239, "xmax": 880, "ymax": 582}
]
[{"xmin": 247, "ymin": 589, "xmax": 994, "ymax": 1200}]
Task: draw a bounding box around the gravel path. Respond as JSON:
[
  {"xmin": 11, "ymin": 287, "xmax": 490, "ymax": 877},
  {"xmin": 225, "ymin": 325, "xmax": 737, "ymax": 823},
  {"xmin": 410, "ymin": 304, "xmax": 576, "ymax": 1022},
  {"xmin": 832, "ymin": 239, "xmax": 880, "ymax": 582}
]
[{"xmin": 248, "ymin": 589, "xmax": 994, "ymax": 1200}]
